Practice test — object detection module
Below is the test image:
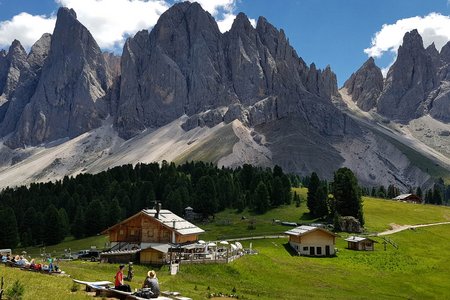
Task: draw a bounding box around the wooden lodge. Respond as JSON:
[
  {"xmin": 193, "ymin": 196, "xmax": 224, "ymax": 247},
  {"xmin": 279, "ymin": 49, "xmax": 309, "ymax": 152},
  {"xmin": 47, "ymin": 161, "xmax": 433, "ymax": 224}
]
[
  {"xmin": 285, "ymin": 225, "xmax": 337, "ymax": 257},
  {"xmin": 345, "ymin": 236, "xmax": 378, "ymax": 251},
  {"xmin": 101, "ymin": 205, "xmax": 204, "ymax": 264},
  {"xmin": 393, "ymin": 194, "xmax": 422, "ymax": 204}
]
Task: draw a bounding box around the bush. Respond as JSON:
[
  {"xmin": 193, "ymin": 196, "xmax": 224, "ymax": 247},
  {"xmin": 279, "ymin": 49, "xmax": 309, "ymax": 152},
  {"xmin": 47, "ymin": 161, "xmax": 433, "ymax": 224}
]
[{"xmin": 5, "ymin": 280, "xmax": 25, "ymax": 300}]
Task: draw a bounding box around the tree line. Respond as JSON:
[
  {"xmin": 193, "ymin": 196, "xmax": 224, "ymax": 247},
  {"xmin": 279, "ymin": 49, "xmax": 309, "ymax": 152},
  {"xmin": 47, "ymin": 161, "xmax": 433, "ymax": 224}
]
[
  {"xmin": 0, "ymin": 162, "xmax": 295, "ymax": 249},
  {"xmin": 361, "ymin": 178, "xmax": 450, "ymax": 205}
]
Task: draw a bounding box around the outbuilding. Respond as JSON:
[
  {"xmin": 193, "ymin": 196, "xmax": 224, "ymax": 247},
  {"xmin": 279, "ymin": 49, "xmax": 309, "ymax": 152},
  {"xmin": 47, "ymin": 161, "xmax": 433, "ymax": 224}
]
[
  {"xmin": 285, "ymin": 225, "xmax": 337, "ymax": 257},
  {"xmin": 393, "ymin": 194, "xmax": 422, "ymax": 204},
  {"xmin": 345, "ymin": 236, "xmax": 378, "ymax": 251}
]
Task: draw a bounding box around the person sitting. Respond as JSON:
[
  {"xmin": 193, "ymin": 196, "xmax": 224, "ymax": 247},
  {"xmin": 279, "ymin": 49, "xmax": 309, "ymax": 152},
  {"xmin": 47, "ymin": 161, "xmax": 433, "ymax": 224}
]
[
  {"xmin": 115, "ymin": 264, "xmax": 131, "ymax": 292},
  {"xmin": 142, "ymin": 270, "xmax": 160, "ymax": 298},
  {"xmin": 16, "ymin": 256, "xmax": 29, "ymax": 267}
]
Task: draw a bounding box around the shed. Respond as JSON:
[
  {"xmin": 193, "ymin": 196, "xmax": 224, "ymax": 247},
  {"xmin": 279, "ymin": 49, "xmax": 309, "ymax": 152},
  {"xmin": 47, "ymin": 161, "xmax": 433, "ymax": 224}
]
[
  {"xmin": 393, "ymin": 194, "xmax": 422, "ymax": 204},
  {"xmin": 285, "ymin": 225, "xmax": 337, "ymax": 257},
  {"xmin": 345, "ymin": 236, "xmax": 378, "ymax": 251}
]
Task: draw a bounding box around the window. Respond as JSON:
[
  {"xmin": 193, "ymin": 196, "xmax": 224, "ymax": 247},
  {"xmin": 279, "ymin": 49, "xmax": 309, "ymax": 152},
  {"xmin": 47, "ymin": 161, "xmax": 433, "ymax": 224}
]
[
  {"xmin": 303, "ymin": 247, "xmax": 308, "ymax": 251},
  {"xmin": 163, "ymin": 231, "xmax": 169, "ymax": 238},
  {"xmin": 147, "ymin": 230, "xmax": 154, "ymax": 237},
  {"xmin": 317, "ymin": 247, "xmax": 322, "ymax": 255},
  {"xmin": 119, "ymin": 230, "xmax": 124, "ymax": 235},
  {"xmin": 130, "ymin": 229, "xmax": 135, "ymax": 235}
]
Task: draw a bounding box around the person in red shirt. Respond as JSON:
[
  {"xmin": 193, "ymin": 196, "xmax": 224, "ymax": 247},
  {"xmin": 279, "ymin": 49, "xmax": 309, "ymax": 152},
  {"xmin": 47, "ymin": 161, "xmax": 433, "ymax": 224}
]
[{"xmin": 115, "ymin": 264, "xmax": 131, "ymax": 292}]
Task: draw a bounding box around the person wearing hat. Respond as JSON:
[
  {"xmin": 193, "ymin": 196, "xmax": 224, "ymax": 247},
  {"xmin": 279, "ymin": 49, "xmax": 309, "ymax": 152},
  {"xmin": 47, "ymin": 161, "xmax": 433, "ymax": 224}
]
[
  {"xmin": 142, "ymin": 270, "xmax": 160, "ymax": 298},
  {"xmin": 115, "ymin": 264, "xmax": 131, "ymax": 292}
]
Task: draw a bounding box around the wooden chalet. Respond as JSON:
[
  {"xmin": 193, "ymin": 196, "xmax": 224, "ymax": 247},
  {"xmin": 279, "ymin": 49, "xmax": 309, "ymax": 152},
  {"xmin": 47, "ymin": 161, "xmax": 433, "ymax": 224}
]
[
  {"xmin": 393, "ymin": 194, "xmax": 422, "ymax": 204},
  {"xmin": 101, "ymin": 205, "xmax": 204, "ymax": 264},
  {"xmin": 345, "ymin": 236, "xmax": 378, "ymax": 251},
  {"xmin": 285, "ymin": 225, "xmax": 337, "ymax": 257}
]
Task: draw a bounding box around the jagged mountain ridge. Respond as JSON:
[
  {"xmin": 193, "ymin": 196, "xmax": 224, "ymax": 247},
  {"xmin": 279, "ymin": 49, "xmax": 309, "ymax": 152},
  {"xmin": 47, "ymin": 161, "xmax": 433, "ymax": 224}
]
[
  {"xmin": 345, "ymin": 29, "xmax": 450, "ymax": 123},
  {"xmin": 0, "ymin": 2, "xmax": 448, "ymax": 190}
]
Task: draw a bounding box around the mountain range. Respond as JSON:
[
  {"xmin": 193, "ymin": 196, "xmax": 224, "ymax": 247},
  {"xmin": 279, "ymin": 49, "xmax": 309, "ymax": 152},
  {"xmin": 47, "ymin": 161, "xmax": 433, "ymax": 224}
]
[{"xmin": 0, "ymin": 2, "xmax": 449, "ymax": 190}]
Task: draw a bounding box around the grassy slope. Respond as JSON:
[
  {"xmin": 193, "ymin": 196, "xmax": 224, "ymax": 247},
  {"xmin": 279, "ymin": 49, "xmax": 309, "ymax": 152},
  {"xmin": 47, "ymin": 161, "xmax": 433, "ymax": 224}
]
[
  {"xmin": 173, "ymin": 123, "xmax": 239, "ymax": 165},
  {"xmin": 4, "ymin": 193, "xmax": 450, "ymax": 299}
]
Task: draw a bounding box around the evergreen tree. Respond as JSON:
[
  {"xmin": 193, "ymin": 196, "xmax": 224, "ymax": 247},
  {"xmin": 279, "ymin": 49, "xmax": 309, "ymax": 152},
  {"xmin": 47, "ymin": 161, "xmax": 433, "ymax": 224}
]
[
  {"xmin": 377, "ymin": 186, "xmax": 386, "ymax": 198},
  {"xmin": 425, "ymin": 189, "xmax": 433, "ymax": 204},
  {"xmin": 254, "ymin": 181, "xmax": 270, "ymax": 214},
  {"xmin": 271, "ymin": 177, "xmax": 285, "ymax": 207},
  {"xmin": 85, "ymin": 199, "xmax": 105, "ymax": 236},
  {"xmin": 315, "ymin": 184, "xmax": 329, "ymax": 218},
  {"xmin": 416, "ymin": 186, "xmax": 423, "ymax": 199},
  {"xmin": 72, "ymin": 206, "xmax": 86, "ymax": 239},
  {"xmin": 281, "ymin": 174, "xmax": 292, "ymax": 204},
  {"xmin": 307, "ymin": 172, "xmax": 320, "ymax": 216},
  {"xmin": 332, "ymin": 168, "xmax": 364, "ymax": 225},
  {"xmin": 432, "ymin": 185, "xmax": 443, "ymax": 205},
  {"xmin": 58, "ymin": 208, "xmax": 71, "ymax": 237},
  {"xmin": 194, "ymin": 175, "xmax": 218, "ymax": 217},
  {"xmin": 44, "ymin": 204, "xmax": 65, "ymax": 245},
  {"xmin": 0, "ymin": 207, "xmax": 19, "ymax": 248},
  {"xmin": 107, "ymin": 198, "xmax": 123, "ymax": 227}
]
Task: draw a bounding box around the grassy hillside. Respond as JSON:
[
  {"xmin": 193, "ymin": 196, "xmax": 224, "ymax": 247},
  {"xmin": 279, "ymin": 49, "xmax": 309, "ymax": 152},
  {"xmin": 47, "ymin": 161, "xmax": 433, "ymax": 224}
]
[
  {"xmin": 4, "ymin": 192, "xmax": 450, "ymax": 299},
  {"xmin": 173, "ymin": 123, "xmax": 239, "ymax": 164}
]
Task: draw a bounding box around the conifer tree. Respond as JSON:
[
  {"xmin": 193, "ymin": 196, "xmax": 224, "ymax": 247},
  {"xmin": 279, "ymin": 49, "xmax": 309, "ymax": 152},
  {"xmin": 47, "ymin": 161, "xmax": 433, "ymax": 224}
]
[
  {"xmin": 332, "ymin": 168, "xmax": 364, "ymax": 225},
  {"xmin": 254, "ymin": 181, "xmax": 270, "ymax": 214},
  {"xmin": 0, "ymin": 207, "xmax": 19, "ymax": 248}
]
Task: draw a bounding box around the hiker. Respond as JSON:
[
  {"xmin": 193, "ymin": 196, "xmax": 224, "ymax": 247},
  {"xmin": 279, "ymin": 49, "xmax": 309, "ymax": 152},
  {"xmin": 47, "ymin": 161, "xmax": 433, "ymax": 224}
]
[
  {"xmin": 142, "ymin": 270, "xmax": 160, "ymax": 298},
  {"xmin": 115, "ymin": 264, "xmax": 131, "ymax": 292}
]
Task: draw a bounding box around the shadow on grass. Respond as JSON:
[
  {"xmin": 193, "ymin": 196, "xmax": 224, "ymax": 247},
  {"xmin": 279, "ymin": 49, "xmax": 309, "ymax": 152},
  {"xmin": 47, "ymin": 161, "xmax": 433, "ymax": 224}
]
[{"xmin": 283, "ymin": 243, "xmax": 299, "ymax": 257}]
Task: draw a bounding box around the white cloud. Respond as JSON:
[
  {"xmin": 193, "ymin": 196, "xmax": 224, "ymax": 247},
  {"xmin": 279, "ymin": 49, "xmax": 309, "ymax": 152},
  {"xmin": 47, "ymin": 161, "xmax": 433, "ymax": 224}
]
[
  {"xmin": 193, "ymin": 0, "xmax": 255, "ymax": 33},
  {"xmin": 56, "ymin": 0, "xmax": 169, "ymax": 49},
  {"xmin": 0, "ymin": 0, "xmax": 254, "ymax": 51},
  {"xmin": 365, "ymin": 13, "xmax": 450, "ymax": 57},
  {"xmin": 365, "ymin": 13, "xmax": 450, "ymax": 76},
  {"xmin": 0, "ymin": 13, "xmax": 55, "ymax": 50}
]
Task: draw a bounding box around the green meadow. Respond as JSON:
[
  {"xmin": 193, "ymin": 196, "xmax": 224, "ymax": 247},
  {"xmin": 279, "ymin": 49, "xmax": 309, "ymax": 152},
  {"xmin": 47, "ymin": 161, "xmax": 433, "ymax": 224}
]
[{"xmin": 2, "ymin": 194, "xmax": 450, "ymax": 299}]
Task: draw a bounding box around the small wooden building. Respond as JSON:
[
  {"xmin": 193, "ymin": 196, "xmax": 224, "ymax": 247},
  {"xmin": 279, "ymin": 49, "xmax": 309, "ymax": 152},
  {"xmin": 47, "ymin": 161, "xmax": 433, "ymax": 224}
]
[
  {"xmin": 285, "ymin": 225, "xmax": 337, "ymax": 257},
  {"xmin": 345, "ymin": 236, "xmax": 378, "ymax": 251},
  {"xmin": 101, "ymin": 206, "xmax": 204, "ymax": 264},
  {"xmin": 393, "ymin": 194, "xmax": 422, "ymax": 204}
]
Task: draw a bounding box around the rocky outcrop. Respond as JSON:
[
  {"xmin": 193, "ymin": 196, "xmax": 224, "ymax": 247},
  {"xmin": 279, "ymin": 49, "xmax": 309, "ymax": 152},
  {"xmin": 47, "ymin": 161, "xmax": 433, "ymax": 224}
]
[
  {"xmin": 0, "ymin": 34, "xmax": 51, "ymax": 136},
  {"xmin": 8, "ymin": 8, "xmax": 109, "ymax": 147},
  {"xmin": 377, "ymin": 30, "xmax": 436, "ymax": 122},
  {"xmin": 0, "ymin": 40, "xmax": 29, "ymax": 105},
  {"xmin": 115, "ymin": 2, "xmax": 341, "ymax": 138},
  {"xmin": 343, "ymin": 57, "xmax": 383, "ymax": 111}
]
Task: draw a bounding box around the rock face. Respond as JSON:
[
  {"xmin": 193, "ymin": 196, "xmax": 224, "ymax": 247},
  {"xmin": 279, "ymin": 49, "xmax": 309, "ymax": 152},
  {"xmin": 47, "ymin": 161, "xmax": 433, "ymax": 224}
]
[
  {"xmin": 346, "ymin": 29, "xmax": 450, "ymax": 123},
  {"xmin": 7, "ymin": 8, "xmax": 109, "ymax": 147},
  {"xmin": 377, "ymin": 30, "xmax": 436, "ymax": 122},
  {"xmin": 0, "ymin": 40, "xmax": 29, "ymax": 105},
  {"xmin": 115, "ymin": 2, "xmax": 341, "ymax": 138},
  {"xmin": 0, "ymin": 34, "xmax": 51, "ymax": 137},
  {"xmin": 343, "ymin": 57, "xmax": 383, "ymax": 111}
]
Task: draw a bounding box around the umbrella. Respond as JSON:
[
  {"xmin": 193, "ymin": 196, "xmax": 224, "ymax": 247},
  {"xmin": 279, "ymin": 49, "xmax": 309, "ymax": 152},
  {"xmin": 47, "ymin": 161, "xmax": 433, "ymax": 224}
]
[
  {"xmin": 219, "ymin": 241, "xmax": 229, "ymax": 245},
  {"xmin": 230, "ymin": 244, "xmax": 237, "ymax": 250},
  {"xmin": 235, "ymin": 242, "xmax": 243, "ymax": 250},
  {"xmin": 207, "ymin": 242, "xmax": 217, "ymax": 247},
  {"xmin": 197, "ymin": 240, "xmax": 206, "ymax": 244}
]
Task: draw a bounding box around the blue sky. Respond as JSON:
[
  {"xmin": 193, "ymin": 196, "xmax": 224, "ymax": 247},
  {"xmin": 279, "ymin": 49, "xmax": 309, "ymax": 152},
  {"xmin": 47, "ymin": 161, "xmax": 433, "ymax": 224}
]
[{"xmin": 0, "ymin": 0, "xmax": 449, "ymax": 86}]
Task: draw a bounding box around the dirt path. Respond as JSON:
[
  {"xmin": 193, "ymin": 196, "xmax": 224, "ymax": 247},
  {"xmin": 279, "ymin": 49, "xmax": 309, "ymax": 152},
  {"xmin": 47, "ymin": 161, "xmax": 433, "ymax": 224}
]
[{"xmin": 377, "ymin": 221, "xmax": 450, "ymax": 236}]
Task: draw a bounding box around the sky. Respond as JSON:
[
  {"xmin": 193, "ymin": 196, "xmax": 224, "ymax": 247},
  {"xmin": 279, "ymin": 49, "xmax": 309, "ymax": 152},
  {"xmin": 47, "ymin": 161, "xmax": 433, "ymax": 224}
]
[{"xmin": 0, "ymin": 0, "xmax": 450, "ymax": 86}]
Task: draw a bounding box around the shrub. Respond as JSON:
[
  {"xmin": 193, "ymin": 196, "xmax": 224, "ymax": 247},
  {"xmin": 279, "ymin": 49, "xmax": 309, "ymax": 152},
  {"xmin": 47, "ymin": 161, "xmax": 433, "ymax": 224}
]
[{"xmin": 5, "ymin": 280, "xmax": 25, "ymax": 300}]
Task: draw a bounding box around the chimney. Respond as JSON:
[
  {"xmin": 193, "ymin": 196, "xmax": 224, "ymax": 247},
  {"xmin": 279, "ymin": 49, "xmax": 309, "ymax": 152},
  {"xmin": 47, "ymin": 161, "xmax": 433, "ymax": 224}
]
[
  {"xmin": 155, "ymin": 202, "xmax": 161, "ymax": 219},
  {"xmin": 172, "ymin": 220, "xmax": 176, "ymax": 244}
]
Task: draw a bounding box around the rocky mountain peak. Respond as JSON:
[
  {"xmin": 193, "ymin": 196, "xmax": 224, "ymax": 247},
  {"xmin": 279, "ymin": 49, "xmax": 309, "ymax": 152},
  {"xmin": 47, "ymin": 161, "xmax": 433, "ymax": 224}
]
[
  {"xmin": 343, "ymin": 57, "xmax": 383, "ymax": 111},
  {"xmin": 377, "ymin": 29, "xmax": 435, "ymax": 122},
  {"xmin": 0, "ymin": 39, "xmax": 29, "ymax": 104},
  {"xmin": 7, "ymin": 6, "xmax": 108, "ymax": 147},
  {"xmin": 439, "ymin": 41, "xmax": 450, "ymax": 63}
]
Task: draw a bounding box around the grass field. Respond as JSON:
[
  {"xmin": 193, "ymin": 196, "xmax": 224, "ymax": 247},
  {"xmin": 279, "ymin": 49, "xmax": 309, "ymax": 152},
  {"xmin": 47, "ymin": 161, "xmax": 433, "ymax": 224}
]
[{"xmin": 3, "ymin": 193, "xmax": 450, "ymax": 299}]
